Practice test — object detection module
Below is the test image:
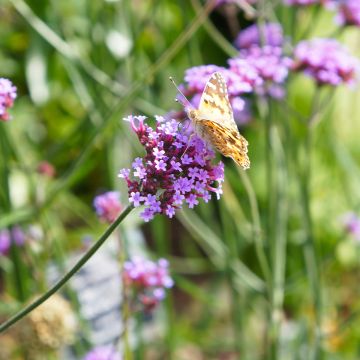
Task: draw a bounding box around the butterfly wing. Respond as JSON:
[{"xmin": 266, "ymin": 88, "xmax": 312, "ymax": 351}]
[
  {"xmin": 199, "ymin": 120, "xmax": 250, "ymax": 170},
  {"xmin": 197, "ymin": 72, "xmax": 238, "ymax": 131}
]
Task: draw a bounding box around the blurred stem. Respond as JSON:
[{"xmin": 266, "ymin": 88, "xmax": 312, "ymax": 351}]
[
  {"xmin": 269, "ymin": 126, "xmax": 288, "ymax": 360},
  {"xmin": 191, "ymin": 0, "xmax": 238, "ymax": 57},
  {"xmin": 299, "ymin": 5, "xmax": 321, "ymax": 40},
  {"xmin": 117, "ymin": 229, "xmax": 132, "ymax": 360},
  {"xmin": 238, "ymin": 169, "xmax": 271, "ymax": 286},
  {"xmin": 0, "ymin": 125, "xmax": 28, "ymax": 302},
  {"xmin": 298, "ymin": 90, "xmax": 323, "ymax": 358},
  {"xmin": 0, "ymin": 205, "xmax": 133, "ymax": 333},
  {"xmin": 220, "ymin": 203, "xmax": 244, "ymax": 354}
]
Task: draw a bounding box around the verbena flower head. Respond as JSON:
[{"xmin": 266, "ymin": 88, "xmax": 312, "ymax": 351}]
[
  {"xmin": 0, "ymin": 226, "xmax": 25, "ymax": 256},
  {"xmin": 234, "ymin": 23, "xmax": 283, "ymax": 49},
  {"xmin": 83, "ymin": 345, "xmax": 121, "ymax": 360},
  {"xmin": 237, "ymin": 45, "xmax": 293, "ymax": 98},
  {"xmin": 342, "ymin": 212, "xmax": 360, "ymax": 242},
  {"xmin": 0, "ymin": 78, "xmax": 17, "ymax": 121},
  {"xmin": 336, "ymin": 0, "xmax": 360, "ymax": 27},
  {"xmin": 124, "ymin": 257, "xmax": 174, "ymax": 312},
  {"xmin": 93, "ymin": 191, "xmax": 122, "ymax": 223},
  {"xmin": 293, "ymin": 38, "xmax": 359, "ymax": 86},
  {"xmin": 284, "ymin": 0, "xmax": 320, "ymax": 5},
  {"xmin": 119, "ymin": 115, "xmax": 224, "ymax": 222}
]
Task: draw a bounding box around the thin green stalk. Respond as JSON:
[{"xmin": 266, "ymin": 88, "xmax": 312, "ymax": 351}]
[
  {"xmin": 191, "ymin": 0, "xmax": 238, "ymax": 57},
  {"xmin": 0, "ymin": 125, "xmax": 28, "ymax": 302},
  {"xmin": 237, "ymin": 169, "xmax": 271, "ymax": 286},
  {"xmin": 296, "ymin": 89, "xmax": 323, "ymax": 358},
  {"xmin": 220, "ymin": 202, "xmax": 244, "ymax": 355},
  {"xmin": 269, "ymin": 127, "xmax": 288, "ymax": 359},
  {"xmin": 0, "ymin": 205, "xmax": 133, "ymax": 333},
  {"xmin": 116, "ymin": 229, "xmax": 132, "ymax": 360}
]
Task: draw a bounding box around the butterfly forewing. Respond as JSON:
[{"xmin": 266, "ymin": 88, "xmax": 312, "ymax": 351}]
[
  {"xmin": 186, "ymin": 71, "xmax": 250, "ymax": 169},
  {"xmin": 198, "ymin": 72, "xmax": 237, "ymax": 131}
]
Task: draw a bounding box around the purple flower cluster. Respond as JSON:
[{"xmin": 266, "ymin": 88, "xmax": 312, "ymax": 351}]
[
  {"xmin": 336, "ymin": 0, "xmax": 360, "ymax": 27},
  {"xmin": 118, "ymin": 115, "xmax": 224, "ymax": 222},
  {"xmin": 0, "ymin": 78, "xmax": 17, "ymax": 121},
  {"xmin": 284, "ymin": 0, "xmax": 320, "ymax": 5},
  {"xmin": 293, "ymin": 39, "xmax": 359, "ymax": 86},
  {"xmin": 234, "ymin": 23, "xmax": 284, "ymax": 49},
  {"xmin": 93, "ymin": 191, "xmax": 122, "ymax": 223},
  {"xmin": 83, "ymin": 345, "xmax": 121, "ymax": 360},
  {"xmin": 342, "ymin": 212, "xmax": 360, "ymax": 242},
  {"xmin": 0, "ymin": 226, "xmax": 25, "ymax": 256},
  {"xmin": 123, "ymin": 257, "xmax": 174, "ymax": 311},
  {"xmin": 236, "ymin": 46, "xmax": 293, "ymax": 98}
]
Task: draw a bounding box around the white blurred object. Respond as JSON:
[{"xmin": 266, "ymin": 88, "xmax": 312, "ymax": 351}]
[
  {"xmin": 26, "ymin": 49, "xmax": 50, "ymax": 105},
  {"xmin": 106, "ymin": 31, "xmax": 132, "ymax": 59}
]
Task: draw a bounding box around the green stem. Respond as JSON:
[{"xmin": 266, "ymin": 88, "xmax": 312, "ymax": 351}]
[
  {"xmin": 269, "ymin": 127, "xmax": 288, "ymax": 359},
  {"xmin": 0, "ymin": 205, "xmax": 133, "ymax": 333},
  {"xmin": 297, "ymin": 89, "xmax": 323, "ymax": 358},
  {"xmin": 238, "ymin": 169, "xmax": 271, "ymax": 285}
]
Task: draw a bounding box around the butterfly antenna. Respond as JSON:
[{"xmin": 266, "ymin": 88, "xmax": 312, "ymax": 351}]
[{"xmin": 169, "ymin": 76, "xmax": 192, "ymax": 109}]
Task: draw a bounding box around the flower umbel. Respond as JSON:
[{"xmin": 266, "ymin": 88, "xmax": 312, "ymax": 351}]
[
  {"xmin": 93, "ymin": 191, "xmax": 122, "ymax": 223},
  {"xmin": 119, "ymin": 115, "xmax": 224, "ymax": 222},
  {"xmin": 236, "ymin": 45, "xmax": 293, "ymax": 98},
  {"xmin": 293, "ymin": 38, "xmax": 359, "ymax": 86},
  {"xmin": 234, "ymin": 23, "xmax": 284, "ymax": 49},
  {"xmin": 0, "ymin": 78, "xmax": 17, "ymax": 121},
  {"xmin": 123, "ymin": 257, "xmax": 174, "ymax": 312},
  {"xmin": 336, "ymin": 0, "xmax": 360, "ymax": 27}
]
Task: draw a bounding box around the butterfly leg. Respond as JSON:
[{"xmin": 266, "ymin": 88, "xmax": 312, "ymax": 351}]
[{"xmin": 181, "ymin": 132, "xmax": 196, "ymax": 159}]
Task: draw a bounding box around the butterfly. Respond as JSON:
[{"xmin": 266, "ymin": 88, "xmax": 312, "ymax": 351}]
[{"xmin": 173, "ymin": 72, "xmax": 250, "ymax": 170}]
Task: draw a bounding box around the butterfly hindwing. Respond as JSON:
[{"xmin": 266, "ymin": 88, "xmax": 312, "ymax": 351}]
[{"xmin": 199, "ymin": 120, "xmax": 250, "ymax": 169}]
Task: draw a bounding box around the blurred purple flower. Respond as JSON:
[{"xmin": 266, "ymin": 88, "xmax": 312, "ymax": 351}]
[
  {"xmin": 293, "ymin": 38, "xmax": 359, "ymax": 86},
  {"xmin": 118, "ymin": 115, "xmax": 224, "ymax": 222},
  {"xmin": 342, "ymin": 212, "xmax": 360, "ymax": 242},
  {"xmin": 83, "ymin": 345, "xmax": 121, "ymax": 360},
  {"xmin": 0, "ymin": 78, "xmax": 17, "ymax": 121},
  {"xmin": 0, "ymin": 226, "xmax": 26, "ymax": 256},
  {"xmin": 235, "ymin": 23, "xmax": 284, "ymax": 49},
  {"xmin": 0, "ymin": 230, "xmax": 11, "ymax": 256},
  {"xmin": 11, "ymin": 226, "xmax": 25, "ymax": 246},
  {"xmin": 93, "ymin": 191, "xmax": 122, "ymax": 223},
  {"xmin": 284, "ymin": 0, "xmax": 320, "ymax": 5},
  {"xmin": 123, "ymin": 257, "xmax": 174, "ymax": 311},
  {"xmin": 335, "ymin": 0, "xmax": 360, "ymax": 27},
  {"xmin": 237, "ymin": 45, "xmax": 293, "ymax": 98}
]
